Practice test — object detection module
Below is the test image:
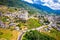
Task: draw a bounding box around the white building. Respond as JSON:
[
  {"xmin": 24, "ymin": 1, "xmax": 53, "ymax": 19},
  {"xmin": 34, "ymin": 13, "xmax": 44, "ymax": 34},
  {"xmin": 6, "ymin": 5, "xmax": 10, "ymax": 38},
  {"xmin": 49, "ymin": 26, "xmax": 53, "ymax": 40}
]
[{"xmin": 18, "ymin": 10, "xmax": 28, "ymax": 20}]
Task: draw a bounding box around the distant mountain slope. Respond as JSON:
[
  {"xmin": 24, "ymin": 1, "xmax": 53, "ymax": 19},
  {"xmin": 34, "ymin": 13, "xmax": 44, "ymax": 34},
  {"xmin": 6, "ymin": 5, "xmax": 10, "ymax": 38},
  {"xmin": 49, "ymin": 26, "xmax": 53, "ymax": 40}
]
[
  {"xmin": 0, "ymin": 0, "xmax": 59, "ymax": 15},
  {"xmin": 0, "ymin": 0, "xmax": 48, "ymax": 15},
  {"xmin": 26, "ymin": 3, "xmax": 60, "ymax": 15},
  {"xmin": 22, "ymin": 0, "xmax": 60, "ymax": 15},
  {"xmin": 0, "ymin": 0, "xmax": 29, "ymax": 8}
]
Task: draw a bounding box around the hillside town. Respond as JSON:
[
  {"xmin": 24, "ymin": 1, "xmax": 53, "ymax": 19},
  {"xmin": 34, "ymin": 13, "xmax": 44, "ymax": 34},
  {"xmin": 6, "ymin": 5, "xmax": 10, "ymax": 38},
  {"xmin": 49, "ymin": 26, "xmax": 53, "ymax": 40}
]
[
  {"xmin": 0, "ymin": 9, "xmax": 60, "ymax": 31},
  {"xmin": 0, "ymin": 6, "xmax": 60, "ymax": 40}
]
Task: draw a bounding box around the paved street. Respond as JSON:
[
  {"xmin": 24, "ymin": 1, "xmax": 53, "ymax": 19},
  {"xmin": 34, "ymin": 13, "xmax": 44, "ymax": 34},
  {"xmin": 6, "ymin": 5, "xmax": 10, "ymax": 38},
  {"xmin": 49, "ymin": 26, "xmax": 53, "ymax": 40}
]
[{"xmin": 17, "ymin": 22, "xmax": 52, "ymax": 40}]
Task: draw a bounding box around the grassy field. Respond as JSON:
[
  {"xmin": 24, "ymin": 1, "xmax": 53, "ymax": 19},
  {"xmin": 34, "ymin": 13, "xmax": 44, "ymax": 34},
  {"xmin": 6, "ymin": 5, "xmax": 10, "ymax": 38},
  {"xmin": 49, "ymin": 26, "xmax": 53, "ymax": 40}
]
[
  {"xmin": 41, "ymin": 28, "xmax": 60, "ymax": 40},
  {"xmin": 0, "ymin": 28, "xmax": 20, "ymax": 40},
  {"xmin": 27, "ymin": 18, "xmax": 42, "ymax": 29}
]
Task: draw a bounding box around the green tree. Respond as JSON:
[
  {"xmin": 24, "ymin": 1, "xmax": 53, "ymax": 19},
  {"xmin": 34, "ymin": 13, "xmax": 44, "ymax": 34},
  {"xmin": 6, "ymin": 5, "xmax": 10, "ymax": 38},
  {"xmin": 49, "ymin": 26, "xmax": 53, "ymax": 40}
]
[{"xmin": 22, "ymin": 30, "xmax": 56, "ymax": 40}]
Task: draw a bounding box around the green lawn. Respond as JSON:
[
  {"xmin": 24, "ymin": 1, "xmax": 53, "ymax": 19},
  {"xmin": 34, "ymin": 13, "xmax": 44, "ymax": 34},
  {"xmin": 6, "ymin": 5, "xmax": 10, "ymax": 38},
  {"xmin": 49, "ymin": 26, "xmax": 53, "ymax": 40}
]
[{"xmin": 27, "ymin": 18, "xmax": 42, "ymax": 29}]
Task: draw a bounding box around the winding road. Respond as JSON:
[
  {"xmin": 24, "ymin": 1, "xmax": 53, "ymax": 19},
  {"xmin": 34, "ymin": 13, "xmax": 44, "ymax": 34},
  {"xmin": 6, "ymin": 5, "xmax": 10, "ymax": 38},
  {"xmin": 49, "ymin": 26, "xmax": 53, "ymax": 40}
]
[{"xmin": 17, "ymin": 22, "xmax": 53, "ymax": 40}]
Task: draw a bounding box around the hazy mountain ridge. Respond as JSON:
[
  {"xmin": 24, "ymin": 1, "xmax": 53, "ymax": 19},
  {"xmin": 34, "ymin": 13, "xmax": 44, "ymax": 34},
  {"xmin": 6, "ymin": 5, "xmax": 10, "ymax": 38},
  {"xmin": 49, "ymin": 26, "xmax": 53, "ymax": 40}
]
[
  {"xmin": 0, "ymin": 0, "xmax": 48, "ymax": 15},
  {"xmin": 22, "ymin": 0, "xmax": 60, "ymax": 15},
  {"xmin": 0, "ymin": 0, "xmax": 59, "ymax": 15}
]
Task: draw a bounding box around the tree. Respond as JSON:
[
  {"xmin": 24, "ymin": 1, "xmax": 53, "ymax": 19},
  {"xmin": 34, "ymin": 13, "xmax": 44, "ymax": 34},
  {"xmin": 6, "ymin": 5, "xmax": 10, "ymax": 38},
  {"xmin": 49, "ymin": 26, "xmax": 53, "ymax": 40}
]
[{"xmin": 22, "ymin": 30, "xmax": 56, "ymax": 40}]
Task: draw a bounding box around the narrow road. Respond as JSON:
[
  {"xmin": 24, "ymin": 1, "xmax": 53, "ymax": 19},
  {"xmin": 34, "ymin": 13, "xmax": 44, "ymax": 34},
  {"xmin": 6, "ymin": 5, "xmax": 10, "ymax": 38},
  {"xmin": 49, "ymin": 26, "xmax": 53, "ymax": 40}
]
[
  {"xmin": 17, "ymin": 31, "xmax": 25, "ymax": 40},
  {"xmin": 17, "ymin": 25, "xmax": 46, "ymax": 40},
  {"xmin": 17, "ymin": 22, "xmax": 52, "ymax": 40}
]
